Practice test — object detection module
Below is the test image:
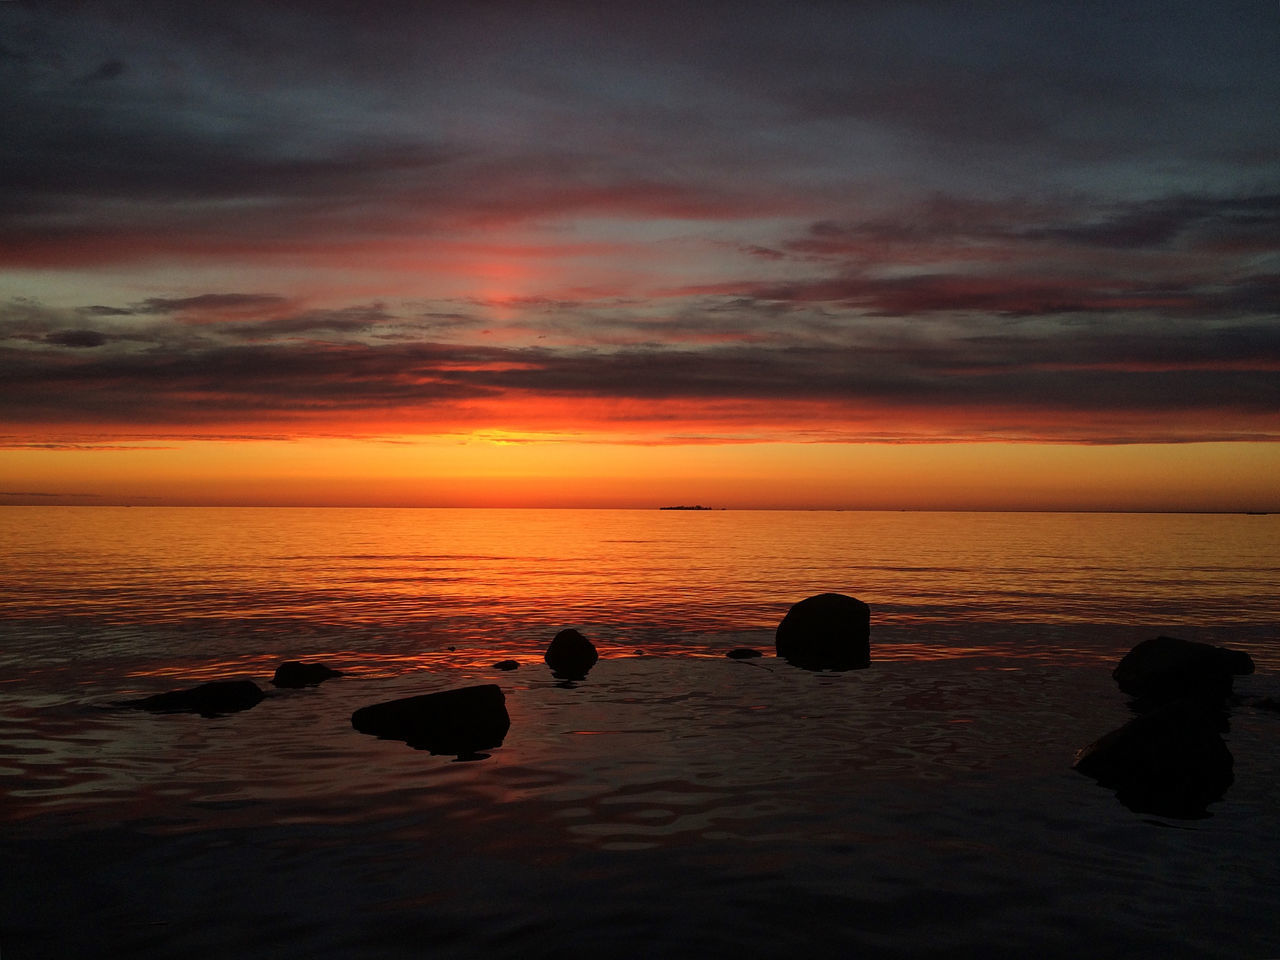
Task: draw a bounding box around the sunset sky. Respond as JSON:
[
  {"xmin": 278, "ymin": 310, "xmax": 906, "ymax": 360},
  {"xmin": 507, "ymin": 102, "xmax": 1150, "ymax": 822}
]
[{"xmin": 2, "ymin": 1, "xmax": 1277, "ymax": 509}]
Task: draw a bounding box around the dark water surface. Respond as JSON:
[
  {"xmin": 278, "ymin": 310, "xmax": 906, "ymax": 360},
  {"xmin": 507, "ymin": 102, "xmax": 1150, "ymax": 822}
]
[{"xmin": 2, "ymin": 509, "xmax": 1279, "ymax": 958}]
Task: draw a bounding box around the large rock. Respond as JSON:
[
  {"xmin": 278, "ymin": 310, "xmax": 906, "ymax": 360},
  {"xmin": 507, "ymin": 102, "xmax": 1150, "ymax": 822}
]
[
  {"xmin": 127, "ymin": 679, "xmax": 265, "ymax": 718},
  {"xmin": 1073, "ymin": 699, "xmax": 1234, "ymax": 819},
  {"xmin": 351, "ymin": 684, "xmax": 510, "ymax": 757},
  {"xmin": 1113, "ymin": 635, "xmax": 1254, "ymax": 705},
  {"xmin": 775, "ymin": 593, "xmax": 870, "ymax": 671},
  {"xmin": 272, "ymin": 661, "xmax": 343, "ymax": 688},
  {"xmin": 545, "ymin": 628, "xmax": 598, "ymax": 680}
]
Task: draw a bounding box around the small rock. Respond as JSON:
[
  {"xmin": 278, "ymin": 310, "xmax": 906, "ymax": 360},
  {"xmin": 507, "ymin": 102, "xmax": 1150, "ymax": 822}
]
[
  {"xmin": 545, "ymin": 628, "xmax": 598, "ymax": 680},
  {"xmin": 127, "ymin": 679, "xmax": 265, "ymax": 718},
  {"xmin": 1113, "ymin": 636, "xmax": 1254, "ymax": 706},
  {"xmin": 726, "ymin": 648, "xmax": 763, "ymax": 659},
  {"xmin": 493, "ymin": 659, "xmax": 519, "ymax": 671},
  {"xmin": 775, "ymin": 593, "xmax": 870, "ymax": 671},
  {"xmin": 1073, "ymin": 699, "xmax": 1234, "ymax": 819},
  {"xmin": 272, "ymin": 661, "xmax": 343, "ymax": 688},
  {"xmin": 351, "ymin": 684, "xmax": 510, "ymax": 757}
]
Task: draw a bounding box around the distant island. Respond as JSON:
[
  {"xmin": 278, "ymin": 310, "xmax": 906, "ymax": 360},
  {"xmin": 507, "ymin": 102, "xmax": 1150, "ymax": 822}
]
[{"xmin": 659, "ymin": 505, "xmax": 714, "ymax": 511}]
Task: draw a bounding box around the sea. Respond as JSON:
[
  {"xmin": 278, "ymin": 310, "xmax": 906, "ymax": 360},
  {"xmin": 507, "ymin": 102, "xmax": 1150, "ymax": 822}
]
[{"xmin": 1, "ymin": 507, "xmax": 1278, "ymax": 959}]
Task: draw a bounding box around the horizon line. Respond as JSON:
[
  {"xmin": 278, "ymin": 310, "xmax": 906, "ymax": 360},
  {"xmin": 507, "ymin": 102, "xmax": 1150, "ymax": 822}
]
[{"xmin": 0, "ymin": 502, "xmax": 1272, "ymax": 515}]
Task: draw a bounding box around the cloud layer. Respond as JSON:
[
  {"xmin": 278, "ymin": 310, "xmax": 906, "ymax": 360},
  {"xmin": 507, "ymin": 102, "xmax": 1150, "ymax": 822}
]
[{"xmin": 1, "ymin": 1, "xmax": 1277, "ymax": 447}]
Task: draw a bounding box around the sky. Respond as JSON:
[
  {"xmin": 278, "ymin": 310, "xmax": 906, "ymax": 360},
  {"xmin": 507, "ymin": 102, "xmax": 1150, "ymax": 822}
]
[{"xmin": 2, "ymin": 1, "xmax": 1278, "ymax": 509}]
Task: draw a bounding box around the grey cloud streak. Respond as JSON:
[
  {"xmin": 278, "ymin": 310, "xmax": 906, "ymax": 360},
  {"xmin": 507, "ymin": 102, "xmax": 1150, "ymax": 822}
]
[{"xmin": 4, "ymin": 293, "xmax": 1278, "ymax": 440}]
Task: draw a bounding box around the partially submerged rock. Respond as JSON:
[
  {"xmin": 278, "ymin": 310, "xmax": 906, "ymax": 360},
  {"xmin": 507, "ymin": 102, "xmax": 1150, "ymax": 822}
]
[
  {"xmin": 1073, "ymin": 699, "xmax": 1234, "ymax": 819},
  {"xmin": 545, "ymin": 628, "xmax": 598, "ymax": 680},
  {"xmin": 775, "ymin": 593, "xmax": 870, "ymax": 671},
  {"xmin": 351, "ymin": 684, "xmax": 510, "ymax": 757},
  {"xmin": 127, "ymin": 679, "xmax": 265, "ymax": 718},
  {"xmin": 272, "ymin": 661, "xmax": 343, "ymax": 688},
  {"xmin": 1113, "ymin": 635, "xmax": 1254, "ymax": 706},
  {"xmin": 1075, "ymin": 636, "xmax": 1257, "ymax": 816},
  {"xmin": 493, "ymin": 659, "xmax": 519, "ymax": 671},
  {"xmin": 726, "ymin": 648, "xmax": 763, "ymax": 660}
]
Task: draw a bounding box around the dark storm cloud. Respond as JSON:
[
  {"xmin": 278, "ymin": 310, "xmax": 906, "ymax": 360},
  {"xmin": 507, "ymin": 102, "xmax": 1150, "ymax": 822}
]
[
  {"xmin": 81, "ymin": 305, "xmax": 134, "ymax": 317},
  {"xmin": 0, "ymin": 298, "xmax": 99, "ymax": 343},
  {"xmin": 4, "ymin": 1, "xmax": 1272, "ymax": 259},
  {"xmin": 222, "ymin": 305, "xmax": 396, "ymax": 338},
  {"xmin": 1024, "ymin": 195, "xmax": 1280, "ymax": 251},
  {"xmin": 0, "ymin": 127, "xmax": 459, "ymax": 254},
  {"xmin": 131, "ymin": 294, "xmax": 289, "ymax": 316},
  {"xmin": 480, "ymin": 329, "xmax": 1280, "ymax": 414},
  {"xmin": 719, "ymin": 191, "xmax": 1280, "ymax": 323},
  {"xmin": 74, "ymin": 59, "xmax": 125, "ymax": 84},
  {"xmin": 0, "ymin": 11, "xmax": 459, "ymax": 252},
  {"xmin": 0, "ymin": 339, "xmax": 492, "ymax": 424},
  {"xmin": 2, "ymin": 296, "xmax": 405, "ymax": 349},
  {"xmin": 699, "ymin": 272, "xmax": 1280, "ymax": 320},
  {"xmin": 0, "ymin": 1, "xmax": 766, "ymax": 260},
  {"xmin": 786, "ymin": 193, "xmax": 1280, "ymax": 257},
  {"xmin": 45, "ymin": 329, "xmax": 108, "ymax": 348}
]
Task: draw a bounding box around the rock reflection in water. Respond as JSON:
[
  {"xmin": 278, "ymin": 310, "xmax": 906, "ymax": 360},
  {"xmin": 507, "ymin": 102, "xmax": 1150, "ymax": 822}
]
[{"xmin": 1073, "ymin": 635, "xmax": 1253, "ymax": 818}]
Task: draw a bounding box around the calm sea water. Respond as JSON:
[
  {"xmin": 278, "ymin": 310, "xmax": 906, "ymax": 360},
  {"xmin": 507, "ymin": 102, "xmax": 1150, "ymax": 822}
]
[
  {"xmin": 2, "ymin": 507, "xmax": 1278, "ymax": 671},
  {"xmin": 2, "ymin": 508, "xmax": 1279, "ymax": 959}
]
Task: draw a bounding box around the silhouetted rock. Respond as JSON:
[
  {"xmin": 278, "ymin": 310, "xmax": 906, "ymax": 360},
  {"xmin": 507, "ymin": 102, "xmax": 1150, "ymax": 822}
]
[
  {"xmin": 272, "ymin": 661, "xmax": 343, "ymax": 688},
  {"xmin": 775, "ymin": 593, "xmax": 870, "ymax": 671},
  {"xmin": 726, "ymin": 648, "xmax": 763, "ymax": 659},
  {"xmin": 1073, "ymin": 699, "xmax": 1234, "ymax": 819},
  {"xmin": 545, "ymin": 628, "xmax": 598, "ymax": 680},
  {"xmin": 127, "ymin": 679, "xmax": 265, "ymax": 718},
  {"xmin": 351, "ymin": 684, "xmax": 510, "ymax": 757},
  {"xmin": 493, "ymin": 659, "xmax": 519, "ymax": 671},
  {"xmin": 1113, "ymin": 636, "xmax": 1254, "ymax": 706}
]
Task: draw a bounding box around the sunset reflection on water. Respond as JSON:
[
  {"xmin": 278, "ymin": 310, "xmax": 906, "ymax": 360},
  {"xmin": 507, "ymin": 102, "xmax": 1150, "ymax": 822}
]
[
  {"xmin": 4, "ymin": 507, "xmax": 1277, "ymax": 638},
  {"xmin": 3, "ymin": 509, "xmax": 1280, "ymax": 960}
]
